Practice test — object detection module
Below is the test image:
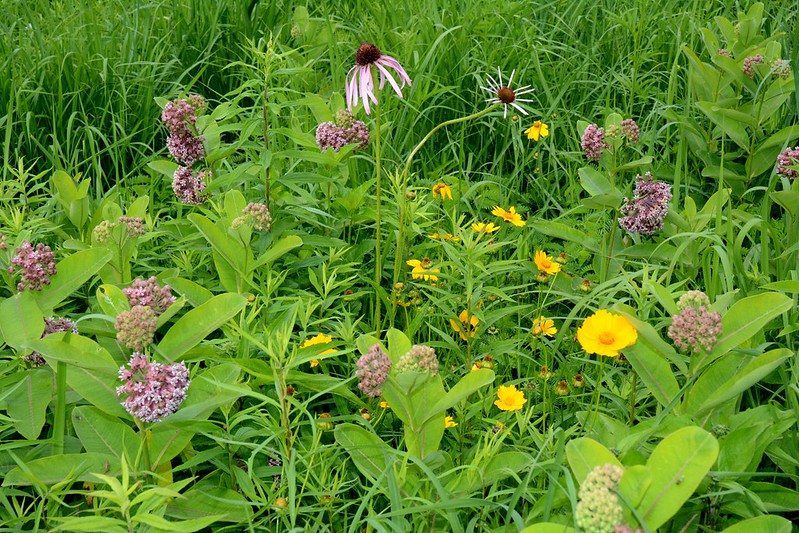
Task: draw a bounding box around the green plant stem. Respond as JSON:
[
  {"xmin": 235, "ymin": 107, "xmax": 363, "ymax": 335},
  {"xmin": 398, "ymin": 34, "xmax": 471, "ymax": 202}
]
[
  {"xmin": 392, "ymin": 103, "xmax": 501, "ymax": 290},
  {"xmin": 373, "ymin": 100, "xmax": 383, "ymax": 332},
  {"xmin": 135, "ymin": 420, "xmax": 152, "ymax": 480},
  {"xmin": 587, "ymin": 358, "xmax": 606, "ymax": 433},
  {"xmin": 52, "ymin": 361, "xmax": 67, "ymax": 455}
]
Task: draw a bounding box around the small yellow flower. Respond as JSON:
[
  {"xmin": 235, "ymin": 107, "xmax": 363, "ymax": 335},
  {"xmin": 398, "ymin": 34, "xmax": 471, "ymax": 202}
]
[
  {"xmin": 494, "ymin": 384, "xmax": 527, "ymax": 411},
  {"xmin": 407, "ymin": 258, "xmax": 440, "ymax": 281},
  {"xmin": 445, "ymin": 416, "xmax": 458, "ymax": 428},
  {"xmin": 577, "ymin": 309, "xmax": 638, "ymax": 357},
  {"xmin": 432, "ymin": 183, "xmax": 453, "ymax": 200},
  {"xmin": 428, "ymin": 233, "xmax": 459, "ymax": 241},
  {"xmin": 532, "ymin": 316, "xmax": 557, "ymax": 337},
  {"xmin": 450, "ymin": 309, "xmax": 479, "ymax": 341},
  {"xmin": 524, "ymin": 121, "xmax": 550, "ymax": 141},
  {"xmin": 534, "ymin": 250, "xmax": 561, "ymax": 275},
  {"xmin": 471, "ymin": 222, "xmax": 500, "ymax": 233},
  {"xmin": 491, "ymin": 206, "xmax": 526, "ymax": 227},
  {"xmin": 379, "ymin": 401, "xmax": 390, "ymax": 409},
  {"xmin": 301, "ymin": 334, "xmax": 336, "ymax": 364}
]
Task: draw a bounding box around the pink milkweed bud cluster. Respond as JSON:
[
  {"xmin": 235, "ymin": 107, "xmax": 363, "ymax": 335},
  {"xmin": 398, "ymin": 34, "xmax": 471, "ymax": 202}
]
[
  {"xmin": 117, "ymin": 352, "xmax": 190, "ymax": 423},
  {"xmin": 356, "ymin": 344, "xmax": 392, "ymax": 397},
  {"xmin": 8, "ymin": 241, "xmax": 57, "ymax": 292}
]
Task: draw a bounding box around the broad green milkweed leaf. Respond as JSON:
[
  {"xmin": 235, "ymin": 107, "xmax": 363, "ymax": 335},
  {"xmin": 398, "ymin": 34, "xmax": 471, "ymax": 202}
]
[
  {"xmin": 37, "ymin": 248, "xmax": 112, "ymax": 314},
  {"xmin": 157, "ymin": 293, "xmax": 246, "ymax": 362},
  {"xmin": 638, "ymin": 426, "xmax": 718, "ymax": 531},
  {"xmin": 6, "ymin": 369, "xmax": 52, "ymax": 440},
  {"xmin": 0, "ymin": 291, "xmax": 44, "ymax": 350},
  {"xmin": 334, "ymin": 423, "xmax": 392, "ymax": 483}
]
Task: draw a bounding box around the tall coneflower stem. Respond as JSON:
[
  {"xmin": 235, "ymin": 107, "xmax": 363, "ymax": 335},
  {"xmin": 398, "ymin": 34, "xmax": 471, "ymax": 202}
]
[
  {"xmin": 392, "ymin": 103, "xmax": 501, "ymax": 293},
  {"xmin": 373, "ymin": 91, "xmax": 384, "ymax": 332}
]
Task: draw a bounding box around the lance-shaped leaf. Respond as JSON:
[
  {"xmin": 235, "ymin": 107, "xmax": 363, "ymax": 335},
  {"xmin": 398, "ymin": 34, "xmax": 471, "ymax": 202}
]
[{"xmin": 36, "ymin": 248, "xmax": 112, "ymax": 314}]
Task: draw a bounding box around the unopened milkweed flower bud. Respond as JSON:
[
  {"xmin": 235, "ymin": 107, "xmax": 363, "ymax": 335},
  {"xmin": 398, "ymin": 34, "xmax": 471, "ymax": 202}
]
[
  {"xmin": 115, "ymin": 305, "xmax": 157, "ymax": 351},
  {"xmin": 395, "ymin": 344, "xmax": 439, "ymax": 375},
  {"xmin": 618, "ymin": 172, "xmax": 672, "ymax": 235},
  {"xmin": 9, "ymin": 241, "xmax": 57, "ymax": 292},
  {"xmin": 123, "ymin": 277, "xmax": 176, "ymax": 315},
  {"xmin": 575, "ymin": 463, "xmax": 625, "ymax": 533},
  {"xmin": 581, "ymin": 123, "xmax": 609, "ymax": 162}
]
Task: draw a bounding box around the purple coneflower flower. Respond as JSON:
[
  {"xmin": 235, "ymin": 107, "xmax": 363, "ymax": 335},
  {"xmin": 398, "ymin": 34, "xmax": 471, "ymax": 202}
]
[
  {"xmin": 346, "ymin": 42, "xmax": 412, "ymax": 115},
  {"xmin": 481, "ymin": 68, "xmax": 535, "ymax": 118}
]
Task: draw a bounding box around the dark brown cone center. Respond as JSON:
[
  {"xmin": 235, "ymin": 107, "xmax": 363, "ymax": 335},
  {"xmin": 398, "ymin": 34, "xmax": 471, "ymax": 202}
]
[
  {"xmin": 497, "ymin": 87, "xmax": 515, "ymax": 104},
  {"xmin": 356, "ymin": 42, "xmax": 382, "ymax": 66}
]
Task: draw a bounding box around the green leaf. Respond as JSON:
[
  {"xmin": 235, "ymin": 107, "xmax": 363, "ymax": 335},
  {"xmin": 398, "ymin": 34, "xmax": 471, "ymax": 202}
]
[
  {"xmin": 424, "ymin": 368, "xmax": 495, "ymax": 424},
  {"xmin": 0, "ymin": 291, "xmax": 44, "ymax": 350},
  {"xmin": 770, "ymin": 189, "xmax": 799, "ymax": 217},
  {"xmin": 157, "ymin": 293, "xmax": 246, "ymax": 362},
  {"xmin": 96, "ymin": 284, "xmax": 130, "ymax": 316},
  {"xmin": 334, "ymin": 423, "xmax": 392, "ymax": 483},
  {"xmin": 638, "ymin": 426, "xmax": 718, "ymax": 531},
  {"xmin": 187, "ymin": 214, "xmax": 247, "ymax": 272},
  {"xmin": 37, "ymin": 249, "xmax": 112, "ymax": 314},
  {"xmin": 166, "ymin": 486, "xmax": 250, "ymax": 522},
  {"xmin": 253, "ymin": 235, "xmax": 304, "ymax": 270},
  {"xmin": 147, "ymin": 159, "xmax": 179, "ymax": 178},
  {"xmin": 448, "ymin": 451, "xmax": 532, "ymax": 494},
  {"xmin": 6, "ymin": 369, "xmax": 52, "ymax": 440},
  {"xmin": 565, "ymin": 437, "xmax": 622, "ymax": 485},
  {"xmin": 720, "ymin": 515, "xmax": 792, "ymax": 533},
  {"xmin": 519, "ymin": 525, "xmax": 575, "ymax": 533},
  {"xmin": 28, "ymin": 334, "xmax": 129, "ymax": 418},
  {"xmin": 747, "ymin": 125, "xmax": 799, "ymax": 177},
  {"xmin": 132, "ymin": 513, "xmax": 225, "ymax": 532},
  {"xmin": 386, "ymin": 328, "xmax": 412, "ymax": 364},
  {"xmin": 165, "ymin": 277, "xmax": 214, "ymax": 307},
  {"xmin": 2, "ymin": 452, "xmax": 116, "ymax": 486},
  {"xmin": 535, "ymin": 221, "xmax": 595, "ymax": 249},
  {"xmin": 72, "ymin": 406, "xmax": 138, "ymax": 460},
  {"xmin": 697, "ymin": 292, "xmax": 792, "ymax": 371},
  {"xmin": 693, "ymin": 348, "xmax": 790, "ymax": 414},
  {"xmin": 696, "ymin": 101, "xmax": 750, "ymax": 151},
  {"xmin": 49, "ymin": 516, "xmax": 128, "ymax": 532}
]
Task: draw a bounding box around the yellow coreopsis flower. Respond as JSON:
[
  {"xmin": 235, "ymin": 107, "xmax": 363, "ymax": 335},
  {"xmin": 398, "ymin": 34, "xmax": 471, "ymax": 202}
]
[
  {"xmin": 491, "ymin": 206, "xmax": 526, "ymax": 227},
  {"xmin": 379, "ymin": 400, "xmax": 390, "ymax": 409},
  {"xmin": 471, "ymin": 222, "xmax": 501, "ymax": 233},
  {"xmin": 445, "ymin": 416, "xmax": 458, "ymax": 428},
  {"xmin": 428, "ymin": 233, "xmax": 460, "ymax": 241},
  {"xmin": 494, "ymin": 384, "xmax": 527, "ymax": 411},
  {"xmin": 577, "ymin": 309, "xmax": 638, "ymax": 357},
  {"xmin": 432, "ymin": 183, "xmax": 453, "ymax": 200},
  {"xmin": 301, "ymin": 334, "xmax": 336, "ymax": 368},
  {"xmin": 532, "ymin": 316, "xmax": 557, "ymax": 337},
  {"xmin": 524, "ymin": 121, "xmax": 549, "ymax": 141},
  {"xmin": 450, "ymin": 309, "xmax": 479, "ymax": 341},
  {"xmin": 407, "ymin": 258, "xmax": 440, "ymax": 281},
  {"xmin": 534, "ymin": 250, "xmax": 561, "ymax": 275}
]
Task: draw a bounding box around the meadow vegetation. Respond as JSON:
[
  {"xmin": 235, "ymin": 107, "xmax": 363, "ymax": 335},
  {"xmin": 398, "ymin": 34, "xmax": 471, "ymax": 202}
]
[{"xmin": 0, "ymin": 0, "xmax": 798, "ymax": 531}]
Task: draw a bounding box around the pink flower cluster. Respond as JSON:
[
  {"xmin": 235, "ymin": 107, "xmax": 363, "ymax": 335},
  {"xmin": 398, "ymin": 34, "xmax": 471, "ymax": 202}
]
[
  {"xmin": 315, "ymin": 110, "xmax": 370, "ymax": 152},
  {"xmin": 117, "ymin": 352, "xmax": 190, "ymax": 423},
  {"xmin": 581, "ymin": 124, "xmax": 609, "ymax": 162},
  {"xmin": 172, "ymin": 167, "xmax": 208, "ymax": 205},
  {"xmin": 25, "ymin": 316, "xmax": 79, "ymax": 367},
  {"xmin": 161, "ymin": 96, "xmax": 209, "ymax": 204},
  {"xmin": 123, "ymin": 277, "xmax": 176, "ymax": 315},
  {"xmin": 242, "ymin": 202, "xmax": 272, "ymax": 231},
  {"xmin": 356, "ymin": 344, "xmax": 391, "ymax": 398},
  {"xmin": 620, "ymin": 119, "xmax": 640, "ymax": 144},
  {"xmin": 776, "ymin": 146, "xmax": 799, "ymax": 180},
  {"xmin": 118, "ymin": 216, "xmax": 146, "ymax": 238},
  {"xmin": 618, "ymin": 173, "xmax": 672, "ymax": 235},
  {"xmin": 161, "ymin": 97, "xmax": 207, "ymax": 166},
  {"xmin": 667, "ymin": 291, "xmax": 723, "ymax": 353},
  {"xmin": 8, "ymin": 241, "xmax": 57, "ymax": 292},
  {"xmin": 742, "ymin": 54, "xmax": 764, "ymax": 78}
]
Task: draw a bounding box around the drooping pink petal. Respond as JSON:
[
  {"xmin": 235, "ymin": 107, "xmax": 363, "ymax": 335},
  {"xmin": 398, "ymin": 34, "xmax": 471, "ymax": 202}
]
[
  {"xmin": 378, "ymin": 56, "xmax": 412, "ymax": 86},
  {"xmin": 359, "ymin": 66, "xmax": 372, "ymax": 115},
  {"xmin": 374, "ymin": 62, "xmax": 404, "ymax": 98}
]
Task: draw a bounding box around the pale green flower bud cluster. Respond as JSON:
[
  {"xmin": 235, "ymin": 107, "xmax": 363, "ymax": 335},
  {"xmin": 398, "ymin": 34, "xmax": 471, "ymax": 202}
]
[
  {"xmin": 575, "ymin": 463, "xmax": 625, "ymax": 533},
  {"xmin": 395, "ymin": 344, "xmax": 439, "ymax": 375}
]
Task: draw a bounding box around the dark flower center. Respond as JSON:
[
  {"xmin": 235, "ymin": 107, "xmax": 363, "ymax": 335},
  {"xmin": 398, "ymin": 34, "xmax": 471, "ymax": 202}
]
[
  {"xmin": 497, "ymin": 87, "xmax": 515, "ymax": 104},
  {"xmin": 356, "ymin": 42, "xmax": 382, "ymax": 66}
]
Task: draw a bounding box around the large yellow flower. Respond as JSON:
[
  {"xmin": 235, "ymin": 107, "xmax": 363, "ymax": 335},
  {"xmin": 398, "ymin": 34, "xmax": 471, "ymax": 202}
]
[
  {"xmin": 432, "ymin": 183, "xmax": 453, "ymax": 200},
  {"xmin": 534, "ymin": 250, "xmax": 561, "ymax": 275},
  {"xmin": 494, "ymin": 384, "xmax": 527, "ymax": 411},
  {"xmin": 492, "ymin": 206, "xmax": 526, "ymax": 227},
  {"xmin": 450, "ymin": 309, "xmax": 479, "ymax": 341},
  {"xmin": 471, "ymin": 222, "xmax": 501, "ymax": 233},
  {"xmin": 524, "ymin": 121, "xmax": 550, "ymax": 141},
  {"xmin": 577, "ymin": 309, "xmax": 638, "ymax": 357},
  {"xmin": 532, "ymin": 316, "xmax": 557, "ymax": 337},
  {"xmin": 407, "ymin": 259, "xmax": 440, "ymax": 281}
]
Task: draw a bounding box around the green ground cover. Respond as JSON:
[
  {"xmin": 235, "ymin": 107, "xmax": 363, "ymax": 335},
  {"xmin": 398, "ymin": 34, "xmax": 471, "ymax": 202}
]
[{"xmin": 0, "ymin": 0, "xmax": 798, "ymax": 531}]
